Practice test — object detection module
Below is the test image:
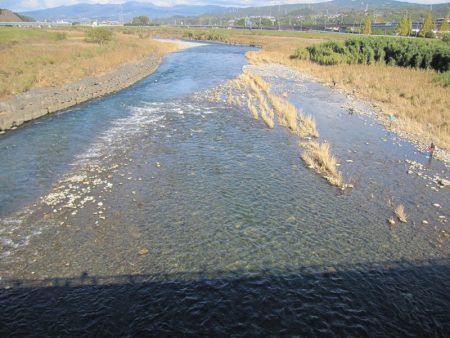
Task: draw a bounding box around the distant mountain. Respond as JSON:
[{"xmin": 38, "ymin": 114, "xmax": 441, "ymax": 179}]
[
  {"xmin": 20, "ymin": 1, "xmax": 236, "ymax": 22},
  {"xmin": 18, "ymin": 0, "xmax": 450, "ymax": 23},
  {"xmin": 203, "ymin": 0, "xmax": 449, "ymax": 18}
]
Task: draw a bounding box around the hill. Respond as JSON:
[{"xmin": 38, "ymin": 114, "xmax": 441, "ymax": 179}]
[
  {"xmin": 21, "ymin": 2, "xmax": 235, "ymax": 22},
  {"xmin": 0, "ymin": 9, "xmax": 30, "ymax": 22}
]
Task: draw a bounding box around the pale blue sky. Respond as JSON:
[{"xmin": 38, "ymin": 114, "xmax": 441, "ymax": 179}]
[{"xmin": 2, "ymin": 0, "xmax": 448, "ymax": 12}]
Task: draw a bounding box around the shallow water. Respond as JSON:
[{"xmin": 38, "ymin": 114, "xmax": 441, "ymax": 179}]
[{"xmin": 0, "ymin": 44, "xmax": 449, "ymax": 336}]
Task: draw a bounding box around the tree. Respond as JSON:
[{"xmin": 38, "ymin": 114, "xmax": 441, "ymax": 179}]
[
  {"xmin": 419, "ymin": 12, "xmax": 433, "ymax": 37},
  {"xmin": 131, "ymin": 16, "xmax": 150, "ymax": 26},
  {"xmin": 362, "ymin": 16, "xmax": 372, "ymax": 34},
  {"xmin": 397, "ymin": 15, "xmax": 411, "ymax": 36},
  {"xmin": 406, "ymin": 15, "xmax": 412, "ymax": 36},
  {"xmin": 85, "ymin": 27, "xmax": 113, "ymax": 44},
  {"xmin": 439, "ymin": 16, "xmax": 449, "ymax": 32}
]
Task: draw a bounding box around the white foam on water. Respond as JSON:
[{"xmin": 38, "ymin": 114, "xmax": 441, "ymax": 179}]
[{"xmin": 0, "ymin": 98, "xmax": 216, "ymax": 256}]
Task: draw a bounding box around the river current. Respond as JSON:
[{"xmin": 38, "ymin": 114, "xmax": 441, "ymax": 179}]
[{"xmin": 0, "ymin": 43, "xmax": 449, "ymax": 336}]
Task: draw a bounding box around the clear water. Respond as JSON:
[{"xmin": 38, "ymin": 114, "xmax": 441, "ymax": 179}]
[{"xmin": 0, "ymin": 43, "xmax": 449, "ymax": 336}]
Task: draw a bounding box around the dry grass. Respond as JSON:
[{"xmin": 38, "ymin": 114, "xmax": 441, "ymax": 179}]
[
  {"xmin": 300, "ymin": 141, "xmax": 343, "ymax": 187},
  {"xmin": 298, "ymin": 111, "xmax": 320, "ymax": 138},
  {"xmin": 238, "ymin": 72, "xmax": 274, "ymax": 128},
  {"xmin": 0, "ymin": 27, "xmax": 181, "ymax": 100},
  {"xmin": 394, "ymin": 204, "xmax": 408, "ymax": 223},
  {"xmin": 266, "ymin": 93, "xmax": 297, "ymax": 132},
  {"xmin": 247, "ymin": 94, "xmax": 259, "ymax": 119}
]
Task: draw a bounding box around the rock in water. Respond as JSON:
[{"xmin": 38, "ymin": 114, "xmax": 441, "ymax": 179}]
[{"xmin": 138, "ymin": 248, "xmax": 149, "ymax": 256}]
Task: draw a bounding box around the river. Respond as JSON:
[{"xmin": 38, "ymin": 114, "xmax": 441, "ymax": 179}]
[{"xmin": 0, "ymin": 42, "xmax": 449, "ymax": 336}]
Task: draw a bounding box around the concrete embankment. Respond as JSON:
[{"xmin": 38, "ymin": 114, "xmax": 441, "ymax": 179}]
[{"xmin": 0, "ymin": 55, "xmax": 161, "ymax": 132}]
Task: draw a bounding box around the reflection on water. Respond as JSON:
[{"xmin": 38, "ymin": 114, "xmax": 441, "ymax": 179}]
[{"xmin": 0, "ymin": 44, "xmax": 449, "ymax": 336}]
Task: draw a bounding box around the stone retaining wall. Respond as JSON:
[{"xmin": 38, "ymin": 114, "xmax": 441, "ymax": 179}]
[{"xmin": 0, "ymin": 54, "xmax": 161, "ymax": 131}]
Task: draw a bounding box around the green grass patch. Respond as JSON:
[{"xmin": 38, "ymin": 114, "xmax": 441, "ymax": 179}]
[
  {"xmin": 293, "ymin": 36, "xmax": 450, "ymax": 72},
  {"xmin": 0, "ymin": 27, "xmax": 56, "ymax": 44},
  {"xmin": 435, "ymin": 71, "xmax": 450, "ymax": 87}
]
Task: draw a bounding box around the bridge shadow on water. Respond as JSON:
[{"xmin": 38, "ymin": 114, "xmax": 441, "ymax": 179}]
[{"xmin": 1, "ymin": 259, "xmax": 450, "ymax": 337}]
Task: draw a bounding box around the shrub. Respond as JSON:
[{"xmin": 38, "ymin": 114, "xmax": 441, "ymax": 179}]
[
  {"xmin": 85, "ymin": 27, "xmax": 113, "ymax": 44},
  {"xmin": 290, "ymin": 48, "xmax": 309, "ymax": 60},
  {"xmin": 294, "ymin": 37, "xmax": 450, "ymax": 72}
]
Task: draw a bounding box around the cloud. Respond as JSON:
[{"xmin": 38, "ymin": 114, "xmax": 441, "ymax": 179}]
[{"xmin": 3, "ymin": 0, "xmax": 449, "ymax": 12}]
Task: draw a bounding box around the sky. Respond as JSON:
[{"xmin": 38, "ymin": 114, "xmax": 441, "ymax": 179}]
[{"xmin": 1, "ymin": 0, "xmax": 448, "ymax": 12}]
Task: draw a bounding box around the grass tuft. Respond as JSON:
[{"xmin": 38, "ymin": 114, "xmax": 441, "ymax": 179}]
[
  {"xmin": 394, "ymin": 204, "xmax": 408, "ymax": 223},
  {"xmin": 300, "ymin": 141, "xmax": 343, "ymax": 187},
  {"xmin": 298, "ymin": 111, "xmax": 320, "ymax": 138}
]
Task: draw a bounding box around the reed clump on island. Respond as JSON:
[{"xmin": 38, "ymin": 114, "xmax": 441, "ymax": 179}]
[
  {"xmin": 235, "ymin": 71, "xmax": 319, "ymax": 138},
  {"xmin": 394, "ymin": 204, "xmax": 408, "ymax": 223},
  {"xmin": 211, "ymin": 63, "xmax": 342, "ymax": 189},
  {"xmin": 300, "ymin": 141, "xmax": 343, "ymax": 187}
]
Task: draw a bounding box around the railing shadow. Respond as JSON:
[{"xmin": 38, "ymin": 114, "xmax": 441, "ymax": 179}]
[{"xmin": 1, "ymin": 258, "xmax": 450, "ymax": 337}]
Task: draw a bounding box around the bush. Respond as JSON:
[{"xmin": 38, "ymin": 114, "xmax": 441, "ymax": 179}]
[
  {"xmin": 293, "ymin": 36, "xmax": 450, "ymax": 72},
  {"xmin": 290, "ymin": 48, "xmax": 309, "ymax": 60},
  {"xmin": 85, "ymin": 27, "xmax": 113, "ymax": 44}
]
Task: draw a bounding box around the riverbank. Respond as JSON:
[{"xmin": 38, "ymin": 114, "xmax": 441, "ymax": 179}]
[
  {"xmin": 0, "ymin": 27, "xmax": 196, "ymax": 132},
  {"xmin": 0, "ymin": 39, "xmax": 202, "ymax": 132}
]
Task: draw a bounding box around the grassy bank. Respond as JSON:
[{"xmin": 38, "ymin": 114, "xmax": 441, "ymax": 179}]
[
  {"xmin": 0, "ymin": 27, "xmax": 180, "ymax": 100},
  {"xmin": 146, "ymin": 27, "xmax": 450, "ymax": 151}
]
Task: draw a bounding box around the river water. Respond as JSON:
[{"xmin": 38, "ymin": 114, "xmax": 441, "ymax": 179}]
[{"xmin": 0, "ymin": 43, "xmax": 449, "ymax": 336}]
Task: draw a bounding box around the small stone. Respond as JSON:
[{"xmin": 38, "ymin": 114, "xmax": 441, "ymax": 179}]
[
  {"xmin": 433, "ymin": 203, "xmax": 441, "ymax": 208},
  {"xmin": 388, "ymin": 218, "xmax": 396, "ymax": 225},
  {"xmin": 422, "ymin": 220, "xmax": 429, "ymax": 225},
  {"xmin": 327, "ymin": 266, "xmax": 337, "ymax": 273},
  {"xmin": 156, "ymin": 162, "xmax": 161, "ymax": 168},
  {"xmin": 98, "ymin": 202, "xmax": 103, "ymax": 207},
  {"xmin": 138, "ymin": 248, "xmax": 149, "ymax": 256},
  {"xmin": 345, "ymin": 160, "xmax": 353, "ymax": 163}
]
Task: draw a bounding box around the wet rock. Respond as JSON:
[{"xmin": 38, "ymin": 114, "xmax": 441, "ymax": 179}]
[
  {"xmin": 138, "ymin": 248, "xmax": 149, "ymax": 256},
  {"xmin": 327, "ymin": 266, "xmax": 337, "ymax": 273}
]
